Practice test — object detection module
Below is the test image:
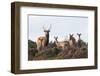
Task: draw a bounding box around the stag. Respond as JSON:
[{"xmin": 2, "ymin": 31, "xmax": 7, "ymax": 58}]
[
  {"xmin": 36, "ymin": 25, "xmax": 51, "ymax": 51},
  {"xmin": 54, "ymin": 36, "xmax": 69, "ymax": 50}
]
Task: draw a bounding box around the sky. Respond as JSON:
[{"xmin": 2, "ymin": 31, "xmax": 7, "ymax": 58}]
[{"xmin": 28, "ymin": 15, "xmax": 88, "ymax": 42}]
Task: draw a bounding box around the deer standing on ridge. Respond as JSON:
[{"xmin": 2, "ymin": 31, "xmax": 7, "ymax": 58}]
[
  {"xmin": 54, "ymin": 36, "xmax": 69, "ymax": 50},
  {"xmin": 77, "ymin": 33, "xmax": 82, "ymax": 47},
  {"xmin": 69, "ymin": 34, "xmax": 76, "ymax": 47},
  {"xmin": 36, "ymin": 25, "xmax": 51, "ymax": 51}
]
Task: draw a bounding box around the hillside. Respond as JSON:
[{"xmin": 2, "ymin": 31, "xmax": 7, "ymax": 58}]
[{"xmin": 28, "ymin": 39, "xmax": 88, "ymax": 60}]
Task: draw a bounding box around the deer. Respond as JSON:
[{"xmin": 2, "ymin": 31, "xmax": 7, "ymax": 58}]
[
  {"xmin": 77, "ymin": 33, "xmax": 82, "ymax": 47},
  {"xmin": 54, "ymin": 36, "xmax": 69, "ymax": 50},
  {"xmin": 69, "ymin": 34, "xmax": 76, "ymax": 47},
  {"xmin": 36, "ymin": 25, "xmax": 51, "ymax": 51},
  {"xmin": 77, "ymin": 33, "xmax": 81, "ymax": 40}
]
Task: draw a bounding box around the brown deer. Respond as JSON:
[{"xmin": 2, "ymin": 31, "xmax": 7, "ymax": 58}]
[
  {"xmin": 54, "ymin": 36, "xmax": 69, "ymax": 50},
  {"xmin": 69, "ymin": 34, "xmax": 76, "ymax": 47},
  {"xmin": 36, "ymin": 25, "xmax": 51, "ymax": 51}
]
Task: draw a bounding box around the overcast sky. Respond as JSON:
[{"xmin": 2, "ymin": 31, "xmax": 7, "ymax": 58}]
[{"xmin": 28, "ymin": 15, "xmax": 88, "ymax": 42}]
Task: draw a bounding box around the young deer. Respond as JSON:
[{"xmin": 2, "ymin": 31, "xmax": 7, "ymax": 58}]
[
  {"xmin": 69, "ymin": 34, "xmax": 76, "ymax": 47},
  {"xmin": 36, "ymin": 25, "xmax": 51, "ymax": 50}
]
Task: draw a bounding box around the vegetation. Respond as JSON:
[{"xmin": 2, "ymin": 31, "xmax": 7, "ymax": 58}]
[{"xmin": 28, "ymin": 39, "xmax": 88, "ymax": 60}]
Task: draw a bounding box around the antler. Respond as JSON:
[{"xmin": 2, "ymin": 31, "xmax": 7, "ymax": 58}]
[
  {"xmin": 48, "ymin": 24, "xmax": 52, "ymax": 30},
  {"xmin": 43, "ymin": 25, "xmax": 46, "ymax": 31}
]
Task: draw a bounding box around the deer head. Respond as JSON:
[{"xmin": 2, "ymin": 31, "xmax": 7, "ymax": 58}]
[
  {"xmin": 69, "ymin": 34, "xmax": 74, "ymax": 40},
  {"xmin": 77, "ymin": 33, "xmax": 81, "ymax": 39},
  {"xmin": 54, "ymin": 36, "xmax": 58, "ymax": 42},
  {"xmin": 43, "ymin": 24, "xmax": 52, "ymax": 35}
]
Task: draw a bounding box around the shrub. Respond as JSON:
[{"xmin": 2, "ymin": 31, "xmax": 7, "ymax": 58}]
[
  {"xmin": 44, "ymin": 48, "xmax": 57, "ymax": 58},
  {"xmin": 33, "ymin": 47, "xmax": 62, "ymax": 60},
  {"xmin": 28, "ymin": 39, "xmax": 88, "ymax": 60},
  {"xmin": 28, "ymin": 40, "xmax": 37, "ymax": 48},
  {"xmin": 28, "ymin": 48, "xmax": 38, "ymax": 60}
]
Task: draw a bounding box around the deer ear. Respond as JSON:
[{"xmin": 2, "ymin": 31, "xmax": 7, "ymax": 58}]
[
  {"xmin": 48, "ymin": 30, "xmax": 50, "ymax": 32},
  {"xmin": 54, "ymin": 36, "xmax": 58, "ymax": 39},
  {"xmin": 44, "ymin": 30, "xmax": 46, "ymax": 32}
]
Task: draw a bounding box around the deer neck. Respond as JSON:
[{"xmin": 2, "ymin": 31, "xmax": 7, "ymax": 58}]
[
  {"xmin": 79, "ymin": 37, "xmax": 81, "ymax": 40},
  {"xmin": 45, "ymin": 34, "xmax": 49, "ymax": 46}
]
